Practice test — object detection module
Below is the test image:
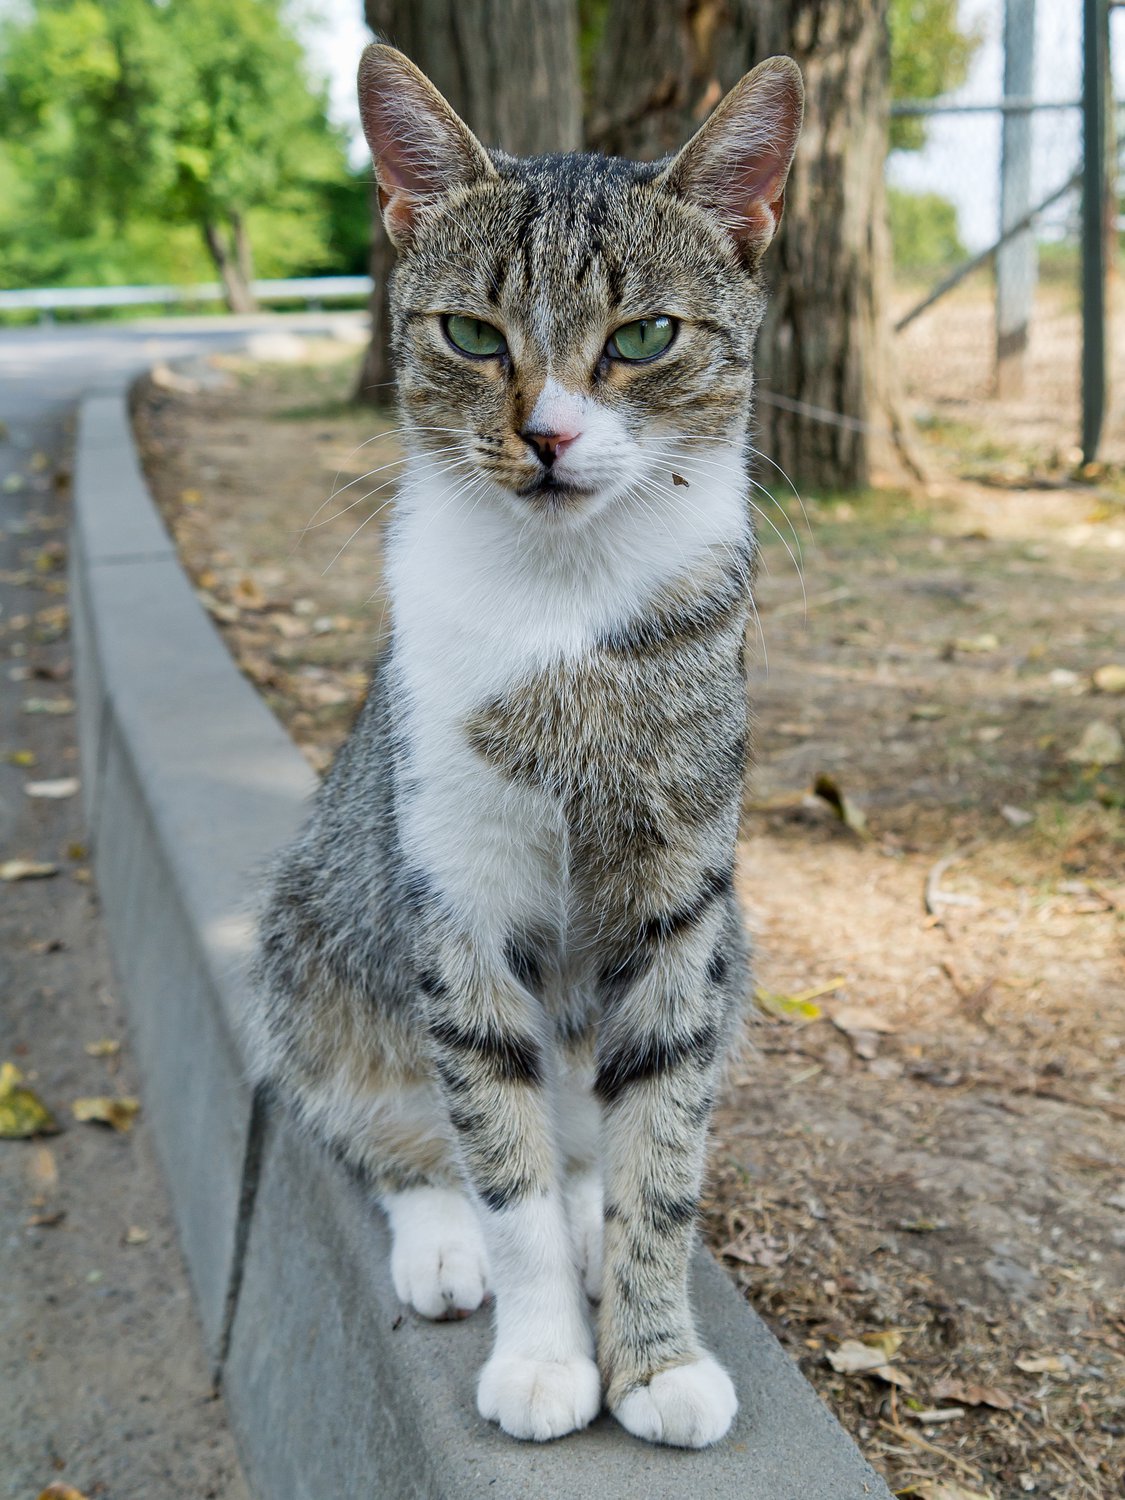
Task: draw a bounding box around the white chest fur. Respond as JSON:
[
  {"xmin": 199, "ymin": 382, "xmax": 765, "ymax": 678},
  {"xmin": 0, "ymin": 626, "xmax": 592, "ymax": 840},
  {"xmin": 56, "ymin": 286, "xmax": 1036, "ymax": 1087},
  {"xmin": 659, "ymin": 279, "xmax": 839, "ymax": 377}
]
[{"xmin": 384, "ymin": 453, "xmax": 746, "ymax": 945}]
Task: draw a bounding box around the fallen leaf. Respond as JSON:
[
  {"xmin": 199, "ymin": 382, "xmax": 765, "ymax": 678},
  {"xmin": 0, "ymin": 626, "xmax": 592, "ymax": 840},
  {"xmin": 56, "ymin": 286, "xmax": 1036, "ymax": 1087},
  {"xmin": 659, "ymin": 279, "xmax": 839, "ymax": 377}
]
[
  {"xmin": 671, "ymin": 472, "xmax": 689, "ymax": 487},
  {"xmin": 931, "ymin": 1377, "xmax": 1014, "ymax": 1410},
  {"xmin": 232, "ymin": 573, "xmax": 267, "ymax": 611},
  {"xmin": 0, "ymin": 859, "xmax": 59, "ymax": 881},
  {"xmin": 1000, "ymin": 804, "xmax": 1033, "ymax": 828},
  {"xmin": 180, "ymin": 487, "xmax": 202, "ymax": 505},
  {"xmin": 830, "ymin": 1004, "xmax": 896, "ymax": 1036},
  {"xmin": 0, "ymin": 1062, "xmax": 59, "ymax": 1138},
  {"xmin": 1066, "ymin": 719, "xmax": 1123, "ymax": 766},
  {"xmin": 72, "ymin": 1096, "xmax": 140, "ymax": 1133},
  {"xmin": 828, "ymin": 1339, "xmax": 890, "ymax": 1374},
  {"xmin": 22, "ymin": 696, "xmax": 74, "ymax": 716},
  {"xmin": 24, "ymin": 777, "xmax": 79, "ymax": 800},
  {"xmin": 755, "ymin": 988, "xmax": 823, "ymax": 1023},
  {"xmin": 29, "ymin": 1144, "xmax": 58, "ymax": 1188},
  {"xmin": 28, "ymin": 1209, "xmax": 66, "ymax": 1228},
  {"xmin": 902, "ymin": 1484, "xmax": 994, "ymax": 1500},
  {"xmin": 1092, "ymin": 663, "xmax": 1125, "ymax": 694},
  {"xmin": 952, "ymin": 633, "xmax": 999, "ymax": 654},
  {"xmin": 123, "ymin": 1225, "xmax": 150, "ymax": 1245},
  {"xmin": 1015, "ymin": 1354, "xmax": 1066, "ymax": 1375},
  {"xmin": 812, "ymin": 773, "xmax": 869, "ymax": 837},
  {"xmin": 272, "ymin": 614, "xmax": 309, "ymax": 640},
  {"xmin": 860, "ymin": 1329, "xmax": 904, "ymax": 1360},
  {"xmin": 84, "ymin": 1038, "xmax": 120, "ymax": 1058},
  {"xmin": 38, "ymin": 1486, "xmax": 91, "ymax": 1500},
  {"xmin": 910, "ymin": 703, "xmax": 946, "ymax": 721},
  {"xmin": 5, "ymin": 749, "xmax": 36, "ymax": 767}
]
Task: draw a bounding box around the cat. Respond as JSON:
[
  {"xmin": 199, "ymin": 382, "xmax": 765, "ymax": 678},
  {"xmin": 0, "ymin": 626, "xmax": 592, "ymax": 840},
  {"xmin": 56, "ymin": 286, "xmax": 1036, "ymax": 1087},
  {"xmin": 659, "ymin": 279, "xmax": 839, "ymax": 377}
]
[{"xmin": 248, "ymin": 42, "xmax": 802, "ymax": 1449}]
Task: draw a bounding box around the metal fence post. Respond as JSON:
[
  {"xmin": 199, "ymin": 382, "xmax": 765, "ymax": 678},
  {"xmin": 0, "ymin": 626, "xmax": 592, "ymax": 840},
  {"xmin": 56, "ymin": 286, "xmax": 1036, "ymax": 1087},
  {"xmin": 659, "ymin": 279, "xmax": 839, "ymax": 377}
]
[
  {"xmin": 1081, "ymin": 0, "xmax": 1109, "ymax": 464},
  {"xmin": 997, "ymin": 0, "xmax": 1037, "ymax": 398}
]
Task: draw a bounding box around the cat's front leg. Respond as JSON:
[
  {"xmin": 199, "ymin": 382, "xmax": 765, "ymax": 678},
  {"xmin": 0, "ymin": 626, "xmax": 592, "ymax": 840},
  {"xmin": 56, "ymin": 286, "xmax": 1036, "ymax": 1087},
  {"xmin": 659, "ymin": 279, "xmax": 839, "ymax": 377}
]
[
  {"xmin": 420, "ymin": 945, "xmax": 600, "ymax": 1441},
  {"xmin": 594, "ymin": 887, "xmax": 737, "ymax": 1449}
]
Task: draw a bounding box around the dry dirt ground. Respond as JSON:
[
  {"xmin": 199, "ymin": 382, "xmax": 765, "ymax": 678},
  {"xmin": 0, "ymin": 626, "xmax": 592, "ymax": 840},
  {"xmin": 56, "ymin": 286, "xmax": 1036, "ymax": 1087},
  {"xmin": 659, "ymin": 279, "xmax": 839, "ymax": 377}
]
[{"xmin": 132, "ymin": 293, "xmax": 1124, "ymax": 1500}]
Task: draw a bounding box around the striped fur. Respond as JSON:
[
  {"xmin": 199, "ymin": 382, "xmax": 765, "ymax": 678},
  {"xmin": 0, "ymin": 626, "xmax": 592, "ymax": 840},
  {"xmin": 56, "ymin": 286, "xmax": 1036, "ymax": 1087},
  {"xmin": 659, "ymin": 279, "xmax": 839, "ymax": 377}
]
[{"xmin": 248, "ymin": 44, "xmax": 802, "ymax": 1448}]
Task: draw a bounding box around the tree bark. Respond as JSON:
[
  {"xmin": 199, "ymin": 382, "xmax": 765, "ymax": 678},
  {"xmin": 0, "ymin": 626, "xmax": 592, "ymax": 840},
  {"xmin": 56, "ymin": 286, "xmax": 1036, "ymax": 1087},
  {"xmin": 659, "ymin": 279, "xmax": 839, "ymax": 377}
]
[
  {"xmin": 202, "ymin": 219, "xmax": 258, "ymax": 314},
  {"xmin": 231, "ymin": 210, "xmax": 256, "ymax": 294},
  {"xmin": 356, "ymin": 0, "xmax": 583, "ymax": 404},
  {"xmin": 588, "ymin": 0, "xmax": 915, "ymax": 490}
]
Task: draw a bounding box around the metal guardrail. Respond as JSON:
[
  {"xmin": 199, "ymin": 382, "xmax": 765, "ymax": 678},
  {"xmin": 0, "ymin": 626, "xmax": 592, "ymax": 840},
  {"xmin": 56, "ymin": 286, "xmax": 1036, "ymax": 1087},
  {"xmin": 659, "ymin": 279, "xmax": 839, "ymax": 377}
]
[{"xmin": 0, "ymin": 275, "xmax": 372, "ymax": 315}]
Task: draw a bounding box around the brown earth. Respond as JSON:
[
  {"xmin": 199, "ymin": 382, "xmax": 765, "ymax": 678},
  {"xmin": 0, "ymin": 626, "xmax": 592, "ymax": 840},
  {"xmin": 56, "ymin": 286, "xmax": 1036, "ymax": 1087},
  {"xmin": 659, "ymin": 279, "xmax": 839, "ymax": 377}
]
[{"xmin": 132, "ymin": 303, "xmax": 1124, "ymax": 1500}]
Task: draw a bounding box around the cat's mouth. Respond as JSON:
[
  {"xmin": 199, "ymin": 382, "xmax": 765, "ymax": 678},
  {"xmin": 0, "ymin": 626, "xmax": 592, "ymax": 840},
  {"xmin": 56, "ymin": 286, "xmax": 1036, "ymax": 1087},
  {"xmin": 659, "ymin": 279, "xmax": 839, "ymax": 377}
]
[{"xmin": 516, "ymin": 473, "xmax": 599, "ymax": 503}]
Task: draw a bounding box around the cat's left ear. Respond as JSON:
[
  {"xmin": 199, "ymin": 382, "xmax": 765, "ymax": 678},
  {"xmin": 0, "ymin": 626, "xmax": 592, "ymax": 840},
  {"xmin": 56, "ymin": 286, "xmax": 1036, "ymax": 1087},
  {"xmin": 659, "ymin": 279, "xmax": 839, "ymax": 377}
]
[
  {"xmin": 358, "ymin": 43, "xmax": 496, "ymax": 249},
  {"xmin": 661, "ymin": 56, "xmax": 804, "ymax": 261}
]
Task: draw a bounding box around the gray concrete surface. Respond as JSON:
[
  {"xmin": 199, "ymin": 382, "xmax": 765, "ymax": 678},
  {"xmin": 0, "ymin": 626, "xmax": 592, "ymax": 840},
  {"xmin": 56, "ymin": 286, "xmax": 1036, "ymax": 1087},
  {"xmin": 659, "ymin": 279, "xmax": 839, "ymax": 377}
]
[
  {"xmin": 37, "ymin": 316, "xmax": 894, "ymax": 1499},
  {"xmin": 0, "ymin": 325, "xmax": 252, "ymax": 1500}
]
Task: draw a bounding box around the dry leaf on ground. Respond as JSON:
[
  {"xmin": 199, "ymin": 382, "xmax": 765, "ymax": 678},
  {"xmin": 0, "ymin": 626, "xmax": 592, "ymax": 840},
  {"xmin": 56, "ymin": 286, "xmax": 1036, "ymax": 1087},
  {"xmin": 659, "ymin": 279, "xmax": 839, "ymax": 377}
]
[
  {"xmin": 123, "ymin": 1225, "xmax": 150, "ymax": 1245},
  {"xmin": 1066, "ymin": 719, "xmax": 1124, "ymax": 766},
  {"xmin": 24, "ymin": 777, "xmax": 79, "ymax": 799},
  {"xmin": 0, "ymin": 859, "xmax": 59, "ymax": 881},
  {"xmin": 826, "ymin": 1330, "xmax": 911, "ymax": 1388},
  {"xmin": 38, "ymin": 1485, "xmax": 91, "ymax": 1500},
  {"xmin": 931, "ymin": 1377, "xmax": 1015, "ymax": 1410},
  {"xmin": 812, "ymin": 773, "xmax": 869, "ymax": 837},
  {"xmin": 0, "ymin": 1063, "xmax": 59, "ymax": 1138},
  {"xmin": 84, "ymin": 1038, "xmax": 121, "ymax": 1058},
  {"xmin": 755, "ymin": 976, "xmax": 844, "ymax": 1023},
  {"xmin": 21, "ymin": 696, "xmax": 74, "ymax": 715},
  {"xmin": 1092, "ymin": 663, "xmax": 1125, "ymax": 694},
  {"xmin": 830, "ymin": 1004, "xmax": 896, "ymax": 1036},
  {"xmin": 72, "ymin": 1096, "xmax": 140, "ymax": 1132},
  {"xmin": 1014, "ymin": 1354, "xmax": 1067, "ymax": 1375}
]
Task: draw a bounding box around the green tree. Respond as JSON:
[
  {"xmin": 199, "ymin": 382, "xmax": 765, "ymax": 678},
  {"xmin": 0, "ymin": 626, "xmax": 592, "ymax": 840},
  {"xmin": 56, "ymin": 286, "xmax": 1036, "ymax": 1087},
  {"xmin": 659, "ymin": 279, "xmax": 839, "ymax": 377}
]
[
  {"xmin": 890, "ymin": 0, "xmax": 982, "ymax": 151},
  {"xmin": 0, "ymin": 0, "xmax": 352, "ymax": 308}
]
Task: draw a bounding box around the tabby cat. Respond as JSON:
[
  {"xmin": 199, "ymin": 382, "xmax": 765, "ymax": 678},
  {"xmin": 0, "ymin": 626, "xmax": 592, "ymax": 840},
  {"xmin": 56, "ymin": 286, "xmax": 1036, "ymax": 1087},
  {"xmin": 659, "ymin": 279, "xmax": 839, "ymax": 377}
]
[{"xmin": 249, "ymin": 42, "xmax": 802, "ymax": 1449}]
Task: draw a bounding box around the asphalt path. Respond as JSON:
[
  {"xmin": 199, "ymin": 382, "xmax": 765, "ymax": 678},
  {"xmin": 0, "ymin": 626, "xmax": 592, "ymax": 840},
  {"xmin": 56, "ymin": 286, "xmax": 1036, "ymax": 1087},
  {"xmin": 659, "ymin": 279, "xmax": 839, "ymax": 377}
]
[{"xmin": 0, "ymin": 315, "xmax": 342, "ymax": 1499}]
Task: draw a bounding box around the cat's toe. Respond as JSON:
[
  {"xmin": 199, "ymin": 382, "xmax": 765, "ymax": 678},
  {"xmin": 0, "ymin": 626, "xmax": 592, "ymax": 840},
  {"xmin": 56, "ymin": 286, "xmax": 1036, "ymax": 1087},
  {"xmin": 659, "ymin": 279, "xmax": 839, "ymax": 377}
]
[
  {"xmin": 612, "ymin": 1354, "xmax": 737, "ymax": 1448},
  {"xmin": 477, "ymin": 1353, "xmax": 601, "ymax": 1441},
  {"xmin": 566, "ymin": 1170, "xmax": 604, "ymax": 1301},
  {"xmin": 385, "ymin": 1187, "xmax": 490, "ymax": 1319}
]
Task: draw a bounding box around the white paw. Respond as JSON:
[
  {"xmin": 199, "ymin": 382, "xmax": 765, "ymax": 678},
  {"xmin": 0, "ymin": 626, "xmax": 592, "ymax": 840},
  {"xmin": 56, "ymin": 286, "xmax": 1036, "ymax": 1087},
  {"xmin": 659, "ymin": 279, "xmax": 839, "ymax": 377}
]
[
  {"xmin": 613, "ymin": 1355, "xmax": 737, "ymax": 1448},
  {"xmin": 477, "ymin": 1352, "xmax": 601, "ymax": 1442},
  {"xmin": 384, "ymin": 1187, "xmax": 490, "ymax": 1320},
  {"xmin": 566, "ymin": 1170, "xmax": 604, "ymax": 1300}
]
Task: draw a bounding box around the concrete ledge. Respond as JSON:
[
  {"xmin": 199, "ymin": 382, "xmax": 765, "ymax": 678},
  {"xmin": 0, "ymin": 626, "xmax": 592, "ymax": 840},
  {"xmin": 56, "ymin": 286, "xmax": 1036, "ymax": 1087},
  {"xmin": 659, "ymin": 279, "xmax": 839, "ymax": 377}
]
[{"xmin": 71, "ymin": 385, "xmax": 893, "ymax": 1499}]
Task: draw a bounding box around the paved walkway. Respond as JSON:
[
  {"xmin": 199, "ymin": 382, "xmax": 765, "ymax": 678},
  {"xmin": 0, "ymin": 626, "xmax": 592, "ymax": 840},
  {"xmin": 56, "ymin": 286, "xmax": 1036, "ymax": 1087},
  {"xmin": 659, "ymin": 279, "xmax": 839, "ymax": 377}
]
[{"xmin": 0, "ymin": 319, "xmax": 294, "ymax": 1499}]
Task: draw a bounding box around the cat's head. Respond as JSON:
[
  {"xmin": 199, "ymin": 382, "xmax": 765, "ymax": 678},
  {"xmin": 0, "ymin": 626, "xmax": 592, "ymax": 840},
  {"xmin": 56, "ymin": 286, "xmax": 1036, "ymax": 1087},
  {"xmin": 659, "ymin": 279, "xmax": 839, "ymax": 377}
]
[{"xmin": 358, "ymin": 44, "xmax": 802, "ymax": 523}]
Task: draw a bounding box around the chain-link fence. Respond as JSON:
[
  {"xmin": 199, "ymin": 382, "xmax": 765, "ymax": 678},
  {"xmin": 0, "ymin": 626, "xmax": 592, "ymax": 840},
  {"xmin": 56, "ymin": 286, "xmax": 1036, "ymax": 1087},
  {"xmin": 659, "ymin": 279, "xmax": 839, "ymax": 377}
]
[{"xmin": 887, "ymin": 0, "xmax": 1124, "ymax": 472}]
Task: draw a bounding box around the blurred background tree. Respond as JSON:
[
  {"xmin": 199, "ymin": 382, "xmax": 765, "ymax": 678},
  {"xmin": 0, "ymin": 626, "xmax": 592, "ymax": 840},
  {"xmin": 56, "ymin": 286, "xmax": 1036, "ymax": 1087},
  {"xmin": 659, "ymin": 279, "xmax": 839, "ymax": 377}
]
[{"xmin": 0, "ymin": 0, "xmax": 358, "ymax": 309}]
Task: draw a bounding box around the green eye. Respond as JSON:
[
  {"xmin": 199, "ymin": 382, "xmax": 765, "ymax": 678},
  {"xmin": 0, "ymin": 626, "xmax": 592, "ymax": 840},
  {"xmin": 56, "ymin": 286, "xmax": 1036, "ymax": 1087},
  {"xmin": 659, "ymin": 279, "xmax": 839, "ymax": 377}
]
[
  {"xmin": 443, "ymin": 315, "xmax": 506, "ymax": 357},
  {"xmin": 607, "ymin": 316, "xmax": 676, "ymax": 363}
]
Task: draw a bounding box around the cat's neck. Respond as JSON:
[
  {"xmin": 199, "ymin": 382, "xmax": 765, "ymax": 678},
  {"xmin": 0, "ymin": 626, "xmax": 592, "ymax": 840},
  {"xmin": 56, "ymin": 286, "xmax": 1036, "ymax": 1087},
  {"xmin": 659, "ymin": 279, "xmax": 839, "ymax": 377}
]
[{"xmin": 386, "ymin": 443, "xmax": 751, "ymax": 663}]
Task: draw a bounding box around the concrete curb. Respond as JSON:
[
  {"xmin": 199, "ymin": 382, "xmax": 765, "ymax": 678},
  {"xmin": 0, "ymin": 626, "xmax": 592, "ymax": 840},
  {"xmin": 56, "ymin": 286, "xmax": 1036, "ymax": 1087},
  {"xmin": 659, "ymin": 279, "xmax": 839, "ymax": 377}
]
[{"xmin": 71, "ymin": 383, "xmax": 894, "ymax": 1499}]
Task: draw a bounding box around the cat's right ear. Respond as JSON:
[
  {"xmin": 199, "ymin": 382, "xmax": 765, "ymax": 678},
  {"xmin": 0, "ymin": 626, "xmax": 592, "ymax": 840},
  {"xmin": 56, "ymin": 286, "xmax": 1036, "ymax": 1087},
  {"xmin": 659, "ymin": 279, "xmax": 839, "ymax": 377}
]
[{"xmin": 358, "ymin": 44, "xmax": 495, "ymax": 249}]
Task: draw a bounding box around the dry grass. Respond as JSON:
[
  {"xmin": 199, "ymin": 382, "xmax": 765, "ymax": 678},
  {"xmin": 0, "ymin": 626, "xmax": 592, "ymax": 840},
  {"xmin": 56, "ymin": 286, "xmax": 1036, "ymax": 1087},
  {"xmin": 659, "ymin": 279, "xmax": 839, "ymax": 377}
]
[{"xmin": 133, "ymin": 303, "xmax": 1124, "ymax": 1498}]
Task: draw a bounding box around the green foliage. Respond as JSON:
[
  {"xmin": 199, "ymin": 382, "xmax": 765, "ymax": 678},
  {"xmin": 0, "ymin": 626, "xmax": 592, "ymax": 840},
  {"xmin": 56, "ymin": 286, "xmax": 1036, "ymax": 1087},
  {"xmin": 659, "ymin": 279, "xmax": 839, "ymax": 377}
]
[
  {"xmin": 888, "ymin": 188, "xmax": 965, "ymax": 273},
  {"xmin": 0, "ymin": 0, "xmax": 359, "ymax": 294},
  {"xmin": 890, "ymin": 0, "xmax": 982, "ymax": 152}
]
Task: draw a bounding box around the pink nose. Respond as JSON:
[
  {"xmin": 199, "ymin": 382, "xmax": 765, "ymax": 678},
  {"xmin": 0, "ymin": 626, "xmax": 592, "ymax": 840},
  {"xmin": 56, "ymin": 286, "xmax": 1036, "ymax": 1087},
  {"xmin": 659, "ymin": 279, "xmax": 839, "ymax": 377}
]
[{"xmin": 521, "ymin": 429, "xmax": 579, "ymax": 466}]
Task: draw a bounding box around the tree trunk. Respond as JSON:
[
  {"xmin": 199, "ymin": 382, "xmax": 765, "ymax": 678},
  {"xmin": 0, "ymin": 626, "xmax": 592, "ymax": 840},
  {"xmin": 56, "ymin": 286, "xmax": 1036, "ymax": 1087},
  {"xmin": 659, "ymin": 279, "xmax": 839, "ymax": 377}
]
[
  {"xmin": 202, "ymin": 220, "xmax": 258, "ymax": 314},
  {"xmin": 356, "ymin": 0, "xmax": 583, "ymax": 404},
  {"xmin": 588, "ymin": 0, "xmax": 915, "ymax": 490},
  {"xmin": 231, "ymin": 210, "xmax": 256, "ymax": 294}
]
